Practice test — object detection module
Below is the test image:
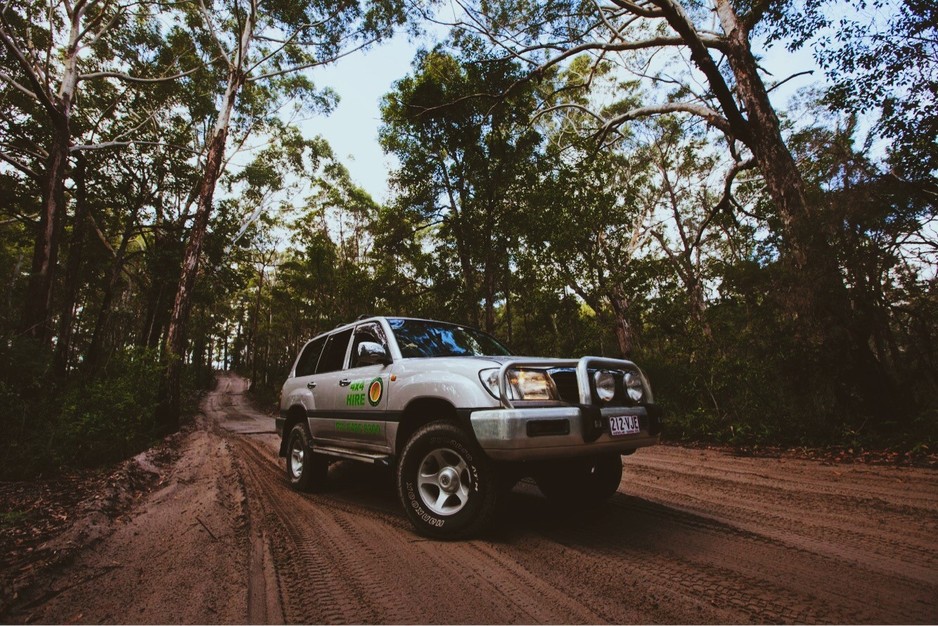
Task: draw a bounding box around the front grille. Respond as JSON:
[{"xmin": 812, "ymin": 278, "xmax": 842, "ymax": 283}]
[
  {"xmin": 548, "ymin": 367, "xmax": 638, "ymax": 406},
  {"xmin": 548, "ymin": 369, "xmax": 580, "ymax": 403}
]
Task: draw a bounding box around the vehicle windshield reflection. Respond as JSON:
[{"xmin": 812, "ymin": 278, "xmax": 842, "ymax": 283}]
[{"xmin": 388, "ymin": 319, "xmax": 512, "ymax": 358}]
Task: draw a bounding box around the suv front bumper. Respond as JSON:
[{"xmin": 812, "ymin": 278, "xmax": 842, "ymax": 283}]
[{"xmin": 470, "ymin": 404, "xmax": 662, "ymax": 461}]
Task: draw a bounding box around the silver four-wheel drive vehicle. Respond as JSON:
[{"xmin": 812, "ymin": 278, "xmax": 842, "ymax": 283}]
[{"xmin": 277, "ymin": 316, "xmax": 662, "ymax": 539}]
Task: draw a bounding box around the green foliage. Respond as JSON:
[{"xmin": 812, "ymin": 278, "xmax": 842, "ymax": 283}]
[
  {"xmin": 378, "ymin": 34, "xmax": 547, "ymax": 331},
  {"xmin": 0, "ymin": 0, "xmax": 934, "ymax": 471},
  {"xmin": 56, "ymin": 349, "xmax": 162, "ymax": 467},
  {"xmin": 0, "ymin": 347, "xmax": 201, "ymax": 480},
  {"xmin": 643, "ymin": 279, "xmax": 938, "ymax": 451},
  {"xmin": 760, "ymin": 0, "xmax": 937, "ymax": 178}
]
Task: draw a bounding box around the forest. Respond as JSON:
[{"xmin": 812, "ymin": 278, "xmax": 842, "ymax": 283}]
[{"xmin": 0, "ymin": 0, "xmax": 935, "ymax": 479}]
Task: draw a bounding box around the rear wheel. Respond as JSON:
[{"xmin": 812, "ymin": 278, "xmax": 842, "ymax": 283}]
[
  {"xmin": 285, "ymin": 423, "xmax": 327, "ymax": 492},
  {"xmin": 535, "ymin": 454, "xmax": 623, "ymax": 507},
  {"xmin": 396, "ymin": 421, "xmax": 500, "ymax": 539}
]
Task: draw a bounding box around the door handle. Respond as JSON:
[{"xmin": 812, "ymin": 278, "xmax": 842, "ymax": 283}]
[
  {"xmin": 339, "ymin": 379, "xmax": 351, "ymax": 387},
  {"xmin": 306, "ymin": 381, "xmax": 317, "ymax": 389}
]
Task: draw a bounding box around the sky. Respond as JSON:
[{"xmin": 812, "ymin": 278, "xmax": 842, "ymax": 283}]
[{"xmin": 304, "ymin": 33, "xmax": 422, "ymax": 203}]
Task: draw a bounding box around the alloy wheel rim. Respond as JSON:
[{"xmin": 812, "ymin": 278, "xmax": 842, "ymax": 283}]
[
  {"xmin": 417, "ymin": 447, "xmax": 472, "ymax": 516},
  {"xmin": 290, "ymin": 438, "xmax": 305, "ymax": 478}
]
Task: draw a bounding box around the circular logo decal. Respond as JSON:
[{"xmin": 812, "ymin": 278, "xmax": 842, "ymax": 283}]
[{"xmin": 368, "ymin": 378, "xmax": 383, "ymax": 407}]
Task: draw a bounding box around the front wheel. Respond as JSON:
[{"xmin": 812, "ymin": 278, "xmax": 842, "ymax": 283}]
[
  {"xmin": 396, "ymin": 421, "xmax": 500, "ymax": 539},
  {"xmin": 285, "ymin": 423, "xmax": 327, "ymax": 492},
  {"xmin": 535, "ymin": 453, "xmax": 623, "ymax": 507}
]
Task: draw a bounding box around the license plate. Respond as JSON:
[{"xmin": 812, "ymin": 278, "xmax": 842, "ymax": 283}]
[{"xmin": 609, "ymin": 415, "xmax": 641, "ymax": 437}]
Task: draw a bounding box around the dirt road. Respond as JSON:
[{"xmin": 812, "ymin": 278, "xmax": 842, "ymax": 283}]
[{"xmin": 7, "ymin": 372, "xmax": 938, "ymax": 623}]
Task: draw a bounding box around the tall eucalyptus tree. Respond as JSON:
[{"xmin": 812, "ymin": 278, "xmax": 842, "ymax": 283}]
[
  {"xmin": 157, "ymin": 0, "xmax": 409, "ymax": 430},
  {"xmin": 437, "ymin": 0, "xmax": 859, "ymax": 351},
  {"xmin": 379, "ymin": 37, "xmax": 544, "ymax": 331},
  {"xmin": 0, "ymin": 0, "xmax": 197, "ymax": 344}
]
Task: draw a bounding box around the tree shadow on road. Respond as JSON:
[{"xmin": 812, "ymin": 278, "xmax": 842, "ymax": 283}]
[
  {"xmin": 488, "ymin": 482, "xmax": 742, "ymax": 549},
  {"xmin": 312, "ymin": 461, "xmax": 740, "ymax": 548}
]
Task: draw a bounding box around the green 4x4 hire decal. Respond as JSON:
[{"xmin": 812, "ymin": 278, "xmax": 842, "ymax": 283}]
[{"xmin": 345, "ymin": 378, "xmax": 383, "ymax": 407}]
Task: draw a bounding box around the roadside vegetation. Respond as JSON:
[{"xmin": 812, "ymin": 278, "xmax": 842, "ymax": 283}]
[
  {"xmin": 1, "ymin": 0, "xmax": 935, "ymax": 479},
  {"xmin": 0, "ymin": 344, "xmax": 211, "ymax": 479}
]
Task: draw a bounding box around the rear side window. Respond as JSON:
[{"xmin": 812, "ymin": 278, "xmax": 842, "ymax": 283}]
[
  {"xmin": 316, "ymin": 329, "xmax": 353, "ymax": 373},
  {"xmin": 294, "ymin": 336, "xmax": 326, "ymax": 377}
]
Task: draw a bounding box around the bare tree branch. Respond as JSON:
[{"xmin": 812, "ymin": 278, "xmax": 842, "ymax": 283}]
[
  {"xmin": 650, "ymin": 0, "xmax": 751, "ymax": 143},
  {"xmin": 0, "ymin": 140, "xmax": 47, "ymax": 160},
  {"xmin": 0, "ymin": 19, "xmax": 57, "ymax": 117},
  {"xmin": 245, "ymin": 10, "xmax": 338, "ymax": 75},
  {"xmin": 197, "ymin": 0, "xmax": 232, "ymax": 68},
  {"xmin": 766, "ymin": 69, "xmax": 814, "ymax": 93},
  {"xmin": 0, "ymin": 151, "xmax": 40, "ymax": 180},
  {"xmin": 608, "ymin": 0, "xmax": 665, "ymax": 19},
  {"xmin": 0, "ymin": 68, "xmax": 40, "ymax": 100},
  {"xmin": 70, "ymin": 140, "xmax": 202, "ymax": 154},
  {"xmin": 75, "ymin": 0, "xmax": 117, "ymax": 47},
  {"xmin": 595, "ymin": 0, "xmax": 644, "ymax": 40},
  {"xmin": 79, "ymin": 65, "xmax": 202, "ymax": 83},
  {"xmin": 602, "ymin": 102, "xmax": 732, "ymax": 138},
  {"xmin": 533, "ymin": 102, "xmax": 607, "ymax": 126},
  {"xmin": 246, "ymin": 37, "xmax": 375, "ymax": 82},
  {"xmin": 712, "ymin": 156, "xmax": 756, "ymax": 218},
  {"xmin": 83, "ymin": 3, "xmax": 126, "ymax": 49}
]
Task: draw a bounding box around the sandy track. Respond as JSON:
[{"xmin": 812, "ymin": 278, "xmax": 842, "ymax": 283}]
[{"xmin": 10, "ymin": 372, "xmax": 938, "ymax": 623}]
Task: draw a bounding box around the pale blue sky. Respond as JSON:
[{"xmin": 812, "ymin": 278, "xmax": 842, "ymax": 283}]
[{"xmin": 308, "ymin": 34, "xmax": 420, "ymax": 203}]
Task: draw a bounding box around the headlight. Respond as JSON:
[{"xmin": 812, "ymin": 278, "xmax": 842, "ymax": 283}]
[
  {"xmin": 509, "ymin": 369, "xmax": 556, "ymax": 400},
  {"xmin": 480, "ymin": 368, "xmax": 557, "ymax": 401},
  {"xmin": 624, "ymin": 371, "xmax": 644, "ymax": 402},
  {"xmin": 593, "ymin": 370, "xmax": 616, "ymax": 402}
]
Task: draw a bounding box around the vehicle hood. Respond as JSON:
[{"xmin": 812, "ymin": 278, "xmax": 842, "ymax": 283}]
[{"xmin": 399, "ymin": 355, "xmax": 572, "ymax": 369}]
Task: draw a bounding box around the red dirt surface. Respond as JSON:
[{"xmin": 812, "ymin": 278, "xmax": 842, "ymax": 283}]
[{"xmin": 3, "ymin": 372, "xmax": 936, "ymax": 623}]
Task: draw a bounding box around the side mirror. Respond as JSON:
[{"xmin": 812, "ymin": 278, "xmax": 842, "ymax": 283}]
[{"xmin": 358, "ymin": 341, "xmax": 391, "ymax": 366}]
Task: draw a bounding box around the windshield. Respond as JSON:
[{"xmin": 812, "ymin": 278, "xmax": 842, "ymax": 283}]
[{"xmin": 388, "ymin": 319, "xmax": 512, "ymax": 358}]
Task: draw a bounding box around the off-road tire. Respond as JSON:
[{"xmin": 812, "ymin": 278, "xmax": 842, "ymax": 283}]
[
  {"xmin": 536, "ymin": 453, "xmax": 623, "ymax": 507},
  {"xmin": 396, "ymin": 421, "xmax": 500, "ymax": 539},
  {"xmin": 285, "ymin": 423, "xmax": 328, "ymax": 492}
]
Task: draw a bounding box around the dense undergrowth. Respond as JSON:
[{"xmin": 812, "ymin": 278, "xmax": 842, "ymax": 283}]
[{"xmin": 0, "ymin": 341, "xmax": 212, "ymax": 481}]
